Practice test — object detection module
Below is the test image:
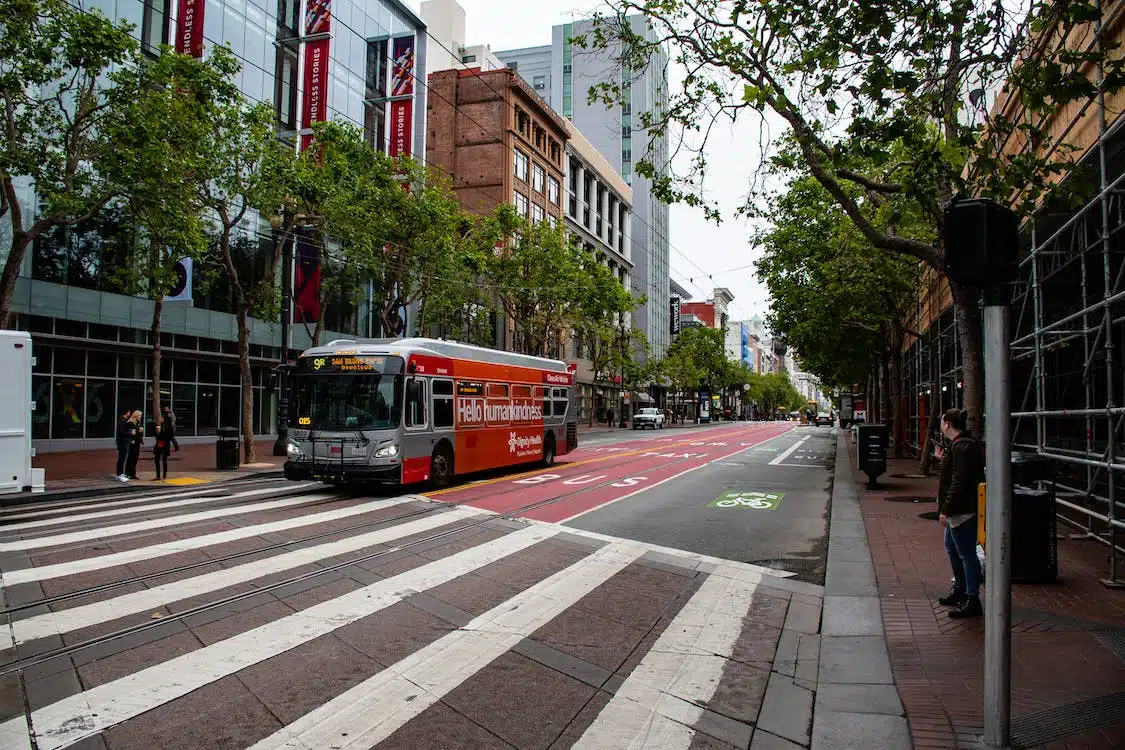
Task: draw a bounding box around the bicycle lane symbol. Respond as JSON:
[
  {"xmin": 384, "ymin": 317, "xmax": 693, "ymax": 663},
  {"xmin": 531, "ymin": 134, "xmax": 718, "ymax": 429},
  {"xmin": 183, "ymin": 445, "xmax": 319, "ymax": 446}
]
[{"xmin": 709, "ymin": 491, "xmax": 784, "ymax": 510}]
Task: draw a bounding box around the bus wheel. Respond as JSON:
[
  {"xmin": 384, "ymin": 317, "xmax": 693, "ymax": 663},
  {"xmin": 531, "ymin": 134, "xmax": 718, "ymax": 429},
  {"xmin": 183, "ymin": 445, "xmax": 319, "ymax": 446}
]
[
  {"xmin": 542, "ymin": 435, "xmax": 556, "ymax": 467},
  {"xmin": 430, "ymin": 445, "xmax": 454, "ymax": 489}
]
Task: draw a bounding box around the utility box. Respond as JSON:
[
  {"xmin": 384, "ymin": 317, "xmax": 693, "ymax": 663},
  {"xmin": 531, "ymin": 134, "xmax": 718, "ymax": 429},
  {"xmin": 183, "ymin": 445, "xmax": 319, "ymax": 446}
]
[
  {"xmin": 857, "ymin": 423, "xmax": 888, "ymax": 488},
  {"xmin": 0, "ymin": 331, "xmax": 44, "ymax": 494}
]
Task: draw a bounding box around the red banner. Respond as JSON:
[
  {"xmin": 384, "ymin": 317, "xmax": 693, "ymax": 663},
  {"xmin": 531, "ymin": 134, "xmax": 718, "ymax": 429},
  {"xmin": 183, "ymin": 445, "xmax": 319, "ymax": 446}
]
[
  {"xmin": 300, "ymin": 0, "xmax": 332, "ymax": 151},
  {"xmin": 175, "ymin": 0, "xmax": 204, "ymax": 57},
  {"xmin": 389, "ymin": 99, "xmax": 412, "ymax": 158},
  {"xmin": 300, "ymin": 37, "xmax": 330, "ymax": 151},
  {"xmin": 391, "ymin": 36, "xmax": 415, "ymax": 97}
]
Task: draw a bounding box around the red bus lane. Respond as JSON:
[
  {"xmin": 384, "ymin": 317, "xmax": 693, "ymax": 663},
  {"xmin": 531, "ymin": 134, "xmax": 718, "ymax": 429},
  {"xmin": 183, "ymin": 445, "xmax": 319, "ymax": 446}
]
[{"xmin": 424, "ymin": 422, "xmax": 793, "ymax": 520}]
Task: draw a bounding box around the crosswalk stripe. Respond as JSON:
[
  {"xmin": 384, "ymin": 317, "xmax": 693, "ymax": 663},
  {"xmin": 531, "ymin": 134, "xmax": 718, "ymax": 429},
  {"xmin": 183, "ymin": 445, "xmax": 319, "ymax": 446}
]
[
  {"xmin": 7, "ymin": 524, "xmax": 558, "ymax": 750},
  {"xmin": 244, "ymin": 540, "xmax": 646, "ymax": 750},
  {"xmin": 9, "ymin": 506, "xmax": 488, "ymax": 646},
  {"xmin": 0, "ymin": 492, "xmax": 342, "ymax": 552},
  {"xmin": 1, "ymin": 496, "xmax": 419, "ymax": 586},
  {"xmin": 571, "ymin": 565, "xmax": 760, "ymax": 748},
  {"xmin": 0, "ymin": 484, "xmax": 315, "ymax": 532},
  {"xmin": 0, "ymin": 717, "xmax": 31, "ymax": 750}
]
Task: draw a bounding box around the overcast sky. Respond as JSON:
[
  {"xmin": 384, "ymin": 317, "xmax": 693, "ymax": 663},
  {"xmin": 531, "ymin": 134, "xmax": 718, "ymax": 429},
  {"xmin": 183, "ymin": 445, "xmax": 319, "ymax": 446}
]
[{"xmin": 404, "ymin": 0, "xmax": 773, "ymax": 322}]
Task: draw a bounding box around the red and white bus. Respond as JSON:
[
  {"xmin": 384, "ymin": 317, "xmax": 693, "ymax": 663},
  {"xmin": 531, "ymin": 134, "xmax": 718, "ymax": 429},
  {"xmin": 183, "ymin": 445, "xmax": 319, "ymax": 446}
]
[{"xmin": 283, "ymin": 338, "xmax": 578, "ymax": 486}]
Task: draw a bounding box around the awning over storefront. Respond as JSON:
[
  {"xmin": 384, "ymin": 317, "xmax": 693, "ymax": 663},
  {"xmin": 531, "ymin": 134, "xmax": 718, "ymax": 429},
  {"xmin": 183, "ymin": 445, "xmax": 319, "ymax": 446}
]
[{"xmin": 629, "ymin": 391, "xmax": 654, "ymax": 404}]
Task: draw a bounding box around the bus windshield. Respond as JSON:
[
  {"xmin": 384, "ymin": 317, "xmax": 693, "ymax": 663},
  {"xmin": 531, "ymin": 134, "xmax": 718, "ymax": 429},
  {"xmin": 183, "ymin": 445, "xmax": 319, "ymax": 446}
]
[{"xmin": 291, "ymin": 372, "xmax": 404, "ymax": 430}]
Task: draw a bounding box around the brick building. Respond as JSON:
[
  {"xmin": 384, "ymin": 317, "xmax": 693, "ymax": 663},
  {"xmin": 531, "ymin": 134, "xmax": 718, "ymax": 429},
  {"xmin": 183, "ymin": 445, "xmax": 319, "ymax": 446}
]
[{"xmin": 426, "ymin": 68, "xmax": 568, "ymax": 222}]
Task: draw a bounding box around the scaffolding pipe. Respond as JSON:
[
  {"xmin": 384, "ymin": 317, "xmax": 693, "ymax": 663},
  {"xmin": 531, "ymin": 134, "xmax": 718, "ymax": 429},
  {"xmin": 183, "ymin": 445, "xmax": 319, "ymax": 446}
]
[
  {"xmin": 1011, "ymin": 407, "xmax": 1125, "ymax": 417},
  {"xmin": 1055, "ymin": 482, "xmax": 1125, "ymax": 517},
  {"xmin": 1010, "ymin": 288, "xmax": 1125, "ymax": 345}
]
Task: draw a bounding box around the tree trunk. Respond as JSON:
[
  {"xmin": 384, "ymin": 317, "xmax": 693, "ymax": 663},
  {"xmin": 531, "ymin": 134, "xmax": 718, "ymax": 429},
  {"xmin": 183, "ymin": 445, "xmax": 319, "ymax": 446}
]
[
  {"xmin": 880, "ymin": 349, "xmax": 891, "ymax": 431},
  {"xmin": 950, "ymin": 280, "xmax": 984, "ymax": 437},
  {"xmin": 0, "ymin": 233, "xmax": 30, "ymax": 329},
  {"xmin": 151, "ymin": 291, "xmax": 164, "ymax": 429},
  {"xmin": 237, "ymin": 305, "xmax": 255, "ymax": 465}
]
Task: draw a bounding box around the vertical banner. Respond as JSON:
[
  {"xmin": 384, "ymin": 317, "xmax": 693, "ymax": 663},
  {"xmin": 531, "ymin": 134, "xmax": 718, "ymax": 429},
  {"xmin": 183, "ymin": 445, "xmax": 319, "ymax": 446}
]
[
  {"xmin": 294, "ymin": 229, "xmax": 321, "ymax": 324},
  {"xmin": 669, "ymin": 295, "xmax": 681, "ymax": 336},
  {"xmin": 300, "ymin": 0, "xmax": 332, "ymax": 151},
  {"xmin": 389, "ymin": 35, "xmax": 415, "ymax": 158},
  {"xmin": 175, "ymin": 0, "xmax": 205, "ymax": 57}
]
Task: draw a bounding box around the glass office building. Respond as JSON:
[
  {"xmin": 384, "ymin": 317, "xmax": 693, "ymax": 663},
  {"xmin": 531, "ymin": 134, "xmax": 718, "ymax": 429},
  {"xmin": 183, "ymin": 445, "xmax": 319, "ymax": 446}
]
[{"xmin": 2, "ymin": 0, "xmax": 427, "ymax": 451}]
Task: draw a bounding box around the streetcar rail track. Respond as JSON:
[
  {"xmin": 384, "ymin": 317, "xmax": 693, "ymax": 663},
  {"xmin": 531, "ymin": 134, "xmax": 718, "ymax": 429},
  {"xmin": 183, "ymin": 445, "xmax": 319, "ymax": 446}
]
[{"xmin": 0, "ymin": 424, "xmax": 791, "ymax": 678}]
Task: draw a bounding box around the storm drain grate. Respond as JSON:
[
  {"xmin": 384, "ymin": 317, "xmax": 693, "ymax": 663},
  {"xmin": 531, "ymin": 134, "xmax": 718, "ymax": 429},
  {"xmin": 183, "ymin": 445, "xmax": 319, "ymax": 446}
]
[
  {"xmin": 1007, "ymin": 690, "xmax": 1125, "ymax": 748},
  {"xmin": 884, "ymin": 495, "xmax": 934, "ymax": 503}
]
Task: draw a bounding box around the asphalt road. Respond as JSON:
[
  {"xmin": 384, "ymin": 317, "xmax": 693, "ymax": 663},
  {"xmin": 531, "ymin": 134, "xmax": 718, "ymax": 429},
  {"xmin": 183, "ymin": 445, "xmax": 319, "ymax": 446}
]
[{"xmin": 0, "ymin": 421, "xmax": 832, "ymax": 750}]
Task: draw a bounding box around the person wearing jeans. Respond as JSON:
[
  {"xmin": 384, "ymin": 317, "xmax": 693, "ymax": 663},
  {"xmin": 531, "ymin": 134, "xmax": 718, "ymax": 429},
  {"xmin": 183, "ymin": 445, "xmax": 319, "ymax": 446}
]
[{"xmin": 935, "ymin": 407, "xmax": 986, "ymax": 618}]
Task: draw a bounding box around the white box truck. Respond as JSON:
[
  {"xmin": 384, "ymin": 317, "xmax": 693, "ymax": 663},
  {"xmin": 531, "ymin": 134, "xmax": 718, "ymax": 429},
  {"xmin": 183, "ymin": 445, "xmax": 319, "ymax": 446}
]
[{"xmin": 0, "ymin": 330, "xmax": 44, "ymax": 494}]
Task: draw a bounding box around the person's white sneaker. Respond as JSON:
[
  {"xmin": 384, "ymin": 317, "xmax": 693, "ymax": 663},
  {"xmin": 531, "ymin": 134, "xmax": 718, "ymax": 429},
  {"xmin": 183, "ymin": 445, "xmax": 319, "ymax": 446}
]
[{"xmin": 117, "ymin": 475, "xmax": 130, "ymax": 482}]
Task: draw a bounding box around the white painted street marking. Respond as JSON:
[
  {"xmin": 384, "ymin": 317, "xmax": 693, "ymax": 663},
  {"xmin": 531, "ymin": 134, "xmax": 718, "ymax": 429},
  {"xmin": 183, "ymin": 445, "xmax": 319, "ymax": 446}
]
[
  {"xmin": 9, "ymin": 506, "xmax": 488, "ymax": 646},
  {"xmin": 247, "ymin": 541, "xmax": 647, "ymax": 750},
  {"xmin": 0, "ymin": 492, "xmax": 342, "ymax": 552},
  {"xmin": 0, "ymin": 496, "xmax": 422, "ymax": 586},
  {"xmin": 553, "ymin": 524, "xmax": 797, "ymax": 579},
  {"xmin": 769, "ymin": 435, "xmax": 810, "ymax": 466},
  {"xmin": 7, "ymin": 525, "xmax": 558, "ymax": 750},
  {"xmin": 572, "ymin": 565, "xmax": 760, "ymax": 748},
  {"xmin": 0, "ymin": 484, "xmax": 316, "ymax": 533},
  {"xmin": 0, "ymin": 718, "xmax": 31, "ymax": 750}
]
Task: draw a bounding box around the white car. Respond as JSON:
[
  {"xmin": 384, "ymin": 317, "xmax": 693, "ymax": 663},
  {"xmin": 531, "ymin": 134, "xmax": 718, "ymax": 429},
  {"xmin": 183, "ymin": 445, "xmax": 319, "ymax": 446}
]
[{"xmin": 633, "ymin": 407, "xmax": 665, "ymax": 429}]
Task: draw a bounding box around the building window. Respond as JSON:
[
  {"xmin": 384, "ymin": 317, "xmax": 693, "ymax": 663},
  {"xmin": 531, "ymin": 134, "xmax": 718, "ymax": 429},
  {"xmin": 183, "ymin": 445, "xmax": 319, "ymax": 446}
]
[
  {"xmin": 532, "ymin": 164, "xmax": 545, "ymax": 193},
  {"xmin": 277, "ymin": 0, "xmax": 299, "ymax": 35},
  {"xmin": 547, "ymin": 214, "xmax": 558, "ymax": 228},
  {"xmin": 275, "ymin": 42, "xmax": 300, "ymax": 131},
  {"xmin": 531, "ymin": 203, "xmax": 544, "ymax": 223},
  {"xmin": 141, "ymin": 0, "xmax": 171, "ymax": 57},
  {"xmin": 462, "ymin": 54, "xmax": 477, "ymax": 63},
  {"xmin": 365, "ymin": 39, "xmax": 388, "ymax": 152},
  {"xmin": 514, "ymin": 191, "xmax": 529, "ymax": 217},
  {"xmin": 514, "ymin": 149, "xmax": 529, "ymax": 181},
  {"xmin": 547, "ymin": 175, "xmax": 560, "ymax": 205},
  {"xmin": 533, "ymin": 75, "xmax": 546, "ymax": 90}
]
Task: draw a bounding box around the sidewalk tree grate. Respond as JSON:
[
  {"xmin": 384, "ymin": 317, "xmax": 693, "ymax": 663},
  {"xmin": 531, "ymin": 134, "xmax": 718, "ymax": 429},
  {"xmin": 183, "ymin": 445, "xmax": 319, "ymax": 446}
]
[
  {"xmin": 1006, "ymin": 690, "xmax": 1125, "ymax": 748},
  {"xmin": 884, "ymin": 495, "xmax": 934, "ymax": 503}
]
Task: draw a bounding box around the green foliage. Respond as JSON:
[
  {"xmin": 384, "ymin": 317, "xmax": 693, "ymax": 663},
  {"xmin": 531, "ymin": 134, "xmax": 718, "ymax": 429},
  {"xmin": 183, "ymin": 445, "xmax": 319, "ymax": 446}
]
[
  {"xmin": 755, "ymin": 177, "xmax": 919, "ymax": 389},
  {"xmin": 0, "ymin": 0, "xmax": 138, "ymax": 322}
]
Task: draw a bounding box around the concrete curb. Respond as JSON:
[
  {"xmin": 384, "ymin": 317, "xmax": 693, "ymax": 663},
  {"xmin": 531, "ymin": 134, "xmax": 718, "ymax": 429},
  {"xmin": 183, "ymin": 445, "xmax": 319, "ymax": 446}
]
[
  {"xmin": 809, "ymin": 434, "xmax": 912, "ymax": 749},
  {"xmin": 0, "ymin": 469, "xmax": 286, "ymax": 509}
]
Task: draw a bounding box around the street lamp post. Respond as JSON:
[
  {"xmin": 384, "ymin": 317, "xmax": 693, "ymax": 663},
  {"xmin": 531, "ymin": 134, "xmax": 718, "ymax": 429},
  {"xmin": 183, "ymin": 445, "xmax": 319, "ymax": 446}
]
[{"xmin": 272, "ymin": 217, "xmax": 294, "ymax": 457}]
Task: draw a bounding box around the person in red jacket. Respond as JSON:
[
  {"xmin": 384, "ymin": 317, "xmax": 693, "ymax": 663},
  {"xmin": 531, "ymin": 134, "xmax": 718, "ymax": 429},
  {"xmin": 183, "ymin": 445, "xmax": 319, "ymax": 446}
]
[{"xmin": 935, "ymin": 408, "xmax": 986, "ymax": 618}]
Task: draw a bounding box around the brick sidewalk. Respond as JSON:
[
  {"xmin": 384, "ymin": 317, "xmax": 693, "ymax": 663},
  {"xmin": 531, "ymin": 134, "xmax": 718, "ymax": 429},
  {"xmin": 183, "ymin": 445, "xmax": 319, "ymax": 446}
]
[
  {"xmin": 848, "ymin": 436, "xmax": 1125, "ymax": 749},
  {"xmin": 32, "ymin": 440, "xmax": 284, "ymax": 492}
]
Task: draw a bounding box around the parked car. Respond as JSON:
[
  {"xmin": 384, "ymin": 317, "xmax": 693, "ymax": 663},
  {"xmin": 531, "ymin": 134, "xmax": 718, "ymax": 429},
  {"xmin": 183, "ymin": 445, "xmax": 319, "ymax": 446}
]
[
  {"xmin": 815, "ymin": 412, "xmax": 833, "ymax": 426},
  {"xmin": 633, "ymin": 407, "xmax": 665, "ymax": 429}
]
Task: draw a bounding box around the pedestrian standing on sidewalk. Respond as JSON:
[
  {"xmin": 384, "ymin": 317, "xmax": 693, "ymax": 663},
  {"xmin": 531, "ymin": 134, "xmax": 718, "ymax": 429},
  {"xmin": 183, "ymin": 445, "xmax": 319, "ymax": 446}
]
[
  {"xmin": 125, "ymin": 410, "xmax": 144, "ymax": 480},
  {"xmin": 935, "ymin": 407, "xmax": 986, "ymax": 618},
  {"xmin": 115, "ymin": 409, "xmax": 133, "ymax": 482},
  {"xmin": 152, "ymin": 416, "xmax": 173, "ymax": 481},
  {"xmin": 162, "ymin": 405, "xmax": 180, "ymax": 451}
]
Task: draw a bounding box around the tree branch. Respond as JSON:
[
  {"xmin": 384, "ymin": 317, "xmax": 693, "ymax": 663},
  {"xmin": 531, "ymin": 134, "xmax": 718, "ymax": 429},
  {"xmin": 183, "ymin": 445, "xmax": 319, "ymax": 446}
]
[{"xmin": 837, "ymin": 168, "xmax": 904, "ymax": 194}]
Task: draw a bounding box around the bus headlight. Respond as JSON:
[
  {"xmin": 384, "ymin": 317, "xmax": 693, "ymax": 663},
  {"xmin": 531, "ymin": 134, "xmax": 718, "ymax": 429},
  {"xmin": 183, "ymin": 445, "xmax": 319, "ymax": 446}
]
[
  {"xmin": 374, "ymin": 442, "xmax": 400, "ymax": 458},
  {"xmin": 287, "ymin": 442, "xmax": 302, "ymax": 457}
]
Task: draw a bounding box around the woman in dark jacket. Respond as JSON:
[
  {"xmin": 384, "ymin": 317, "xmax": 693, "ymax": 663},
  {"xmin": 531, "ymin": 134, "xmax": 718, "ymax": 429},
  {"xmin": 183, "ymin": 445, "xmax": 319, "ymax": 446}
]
[
  {"xmin": 125, "ymin": 411, "xmax": 144, "ymax": 480},
  {"xmin": 935, "ymin": 408, "xmax": 986, "ymax": 618},
  {"xmin": 152, "ymin": 416, "xmax": 173, "ymax": 480}
]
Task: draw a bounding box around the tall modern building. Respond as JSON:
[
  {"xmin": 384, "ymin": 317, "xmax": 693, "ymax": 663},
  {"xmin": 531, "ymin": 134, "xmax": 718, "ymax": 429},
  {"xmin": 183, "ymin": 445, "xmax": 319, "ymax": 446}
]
[
  {"xmin": 497, "ymin": 17, "xmax": 672, "ymax": 359},
  {"xmin": 3, "ymin": 0, "xmax": 427, "ymax": 452}
]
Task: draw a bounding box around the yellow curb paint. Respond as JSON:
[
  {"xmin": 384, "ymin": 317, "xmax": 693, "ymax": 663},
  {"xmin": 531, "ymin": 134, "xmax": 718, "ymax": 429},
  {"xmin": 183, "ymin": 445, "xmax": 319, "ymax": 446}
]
[
  {"xmin": 424, "ymin": 425, "xmax": 790, "ymax": 499},
  {"xmin": 164, "ymin": 478, "xmax": 208, "ymax": 486}
]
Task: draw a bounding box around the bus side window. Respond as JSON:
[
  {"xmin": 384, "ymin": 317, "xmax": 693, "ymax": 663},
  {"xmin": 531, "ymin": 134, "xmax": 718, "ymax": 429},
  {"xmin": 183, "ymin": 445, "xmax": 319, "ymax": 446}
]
[
  {"xmin": 552, "ymin": 388, "xmax": 568, "ymax": 416},
  {"xmin": 433, "ymin": 379, "xmax": 454, "ymax": 429},
  {"xmin": 406, "ymin": 378, "xmax": 427, "ymax": 428}
]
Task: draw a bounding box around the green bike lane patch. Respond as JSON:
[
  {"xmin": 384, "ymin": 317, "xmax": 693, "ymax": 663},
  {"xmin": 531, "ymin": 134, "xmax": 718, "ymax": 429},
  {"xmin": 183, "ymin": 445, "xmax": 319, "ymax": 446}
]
[{"xmin": 709, "ymin": 490, "xmax": 785, "ymax": 510}]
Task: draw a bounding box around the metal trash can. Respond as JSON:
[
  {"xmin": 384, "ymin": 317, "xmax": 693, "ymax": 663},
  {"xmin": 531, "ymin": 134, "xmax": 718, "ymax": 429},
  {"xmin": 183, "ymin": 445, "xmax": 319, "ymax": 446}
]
[
  {"xmin": 857, "ymin": 423, "xmax": 888, "ymax": 487},
  {"xmin": 216, "ymin": 426, "xmax": 240, "ymax": 470},
  {"xmin": 1009, "ymin": 451, "xmax": 1057, "ymax": 583}
]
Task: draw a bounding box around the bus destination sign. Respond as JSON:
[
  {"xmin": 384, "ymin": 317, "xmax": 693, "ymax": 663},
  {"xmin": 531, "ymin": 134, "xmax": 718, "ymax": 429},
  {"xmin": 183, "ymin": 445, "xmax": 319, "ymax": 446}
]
[{"xmin": 300, "ymin": 355, "xmax": 401, "ymax": 373}]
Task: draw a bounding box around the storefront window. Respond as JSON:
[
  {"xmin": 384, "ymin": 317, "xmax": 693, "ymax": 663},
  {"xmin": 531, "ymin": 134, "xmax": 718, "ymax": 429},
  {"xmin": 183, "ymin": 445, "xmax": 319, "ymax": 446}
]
[
  {"xmin": 54, "ymin": 348, "xmax": 86, "ymax": 376},
  {"xmin": 88, "ymin": 351, "xmax": 116, "ymax": 378},
  {"xmin": 32, "ymin": 376, "xmax": 50, "ymax": 440},
  {"xmin": 52, "ymin": 379, "xmax": 85, "ymax": 439},
  {"xmin": 85, "ymin": 380, "xmax": 117, "ymax": 438},
  {"xmin": 197, "ymin": 385, "xmax": 219, "ymax": 436},
  {"xmin": 219, "ymin": 386, "xmax": 240, "ymax": 431},
  {"xmin": 117, "ymin": 381, "xmax": 144, "ymax": 424},
  {"xmin": 173, "ymin": 383, "xmax": 196, "ymax": 437}
]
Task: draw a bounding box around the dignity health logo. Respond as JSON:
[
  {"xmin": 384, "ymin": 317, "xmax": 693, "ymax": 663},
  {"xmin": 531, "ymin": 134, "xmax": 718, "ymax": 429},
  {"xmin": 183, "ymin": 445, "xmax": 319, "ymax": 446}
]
[{"xmin": 508, "ymin": 432, "xmax": 542, "ymax": 454}]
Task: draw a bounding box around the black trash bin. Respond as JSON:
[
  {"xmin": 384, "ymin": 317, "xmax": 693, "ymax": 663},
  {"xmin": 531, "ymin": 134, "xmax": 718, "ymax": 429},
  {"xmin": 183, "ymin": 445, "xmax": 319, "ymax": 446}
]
[
  {"xmin": 857, "ymin": 424, "xmax": 888, "ymax": 487},
  {"xmin": 1008, "ymin": 451, "xmax": 1057, "ymax": 583},
  {"xmin": 216, "ymin": 426, "xmax": 240, "ymax": 470}
]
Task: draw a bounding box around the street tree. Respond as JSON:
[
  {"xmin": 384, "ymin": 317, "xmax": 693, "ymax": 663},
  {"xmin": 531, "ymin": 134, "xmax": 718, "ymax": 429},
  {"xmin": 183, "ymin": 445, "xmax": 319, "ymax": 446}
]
[
  {"xmin": 196, "ymin": 76, "xmax": 280, "ymax": 465},
  {"xmin": 756, "ymin": 177, "xmax": 918, "ymax": 452},
  {"xmin": 0, "ymin": 0, "xmax": 137, "ymax": 326},
  {"xmin": 579, "ymin": 0, "xmax": 1125, "ymax": 436},
  {"xmin": 104, "ymin": 47, "xmax": 244, "ymax": 425}
]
